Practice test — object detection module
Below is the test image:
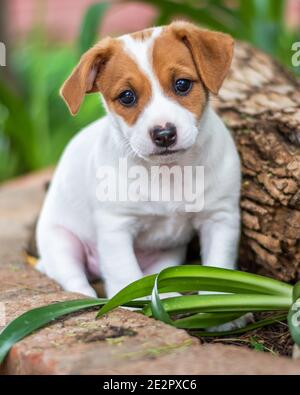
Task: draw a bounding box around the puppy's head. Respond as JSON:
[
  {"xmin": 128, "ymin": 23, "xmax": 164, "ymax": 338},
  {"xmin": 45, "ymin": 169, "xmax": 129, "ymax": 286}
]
[{"xmin": 61, "ymin": 22, "xmax": 234, "ymax": 162}]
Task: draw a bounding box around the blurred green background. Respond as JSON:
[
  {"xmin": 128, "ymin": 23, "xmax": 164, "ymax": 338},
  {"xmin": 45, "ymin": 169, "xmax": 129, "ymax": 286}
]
[{"xmin": 0, "ymin": 0, "xmax": 299, "ymax": 182}]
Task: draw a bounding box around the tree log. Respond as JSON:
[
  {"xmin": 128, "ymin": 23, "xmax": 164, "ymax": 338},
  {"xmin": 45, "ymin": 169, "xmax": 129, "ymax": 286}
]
[{"xmin": 215, "ymin": 42, "xmax": 300, "ymax": 282}]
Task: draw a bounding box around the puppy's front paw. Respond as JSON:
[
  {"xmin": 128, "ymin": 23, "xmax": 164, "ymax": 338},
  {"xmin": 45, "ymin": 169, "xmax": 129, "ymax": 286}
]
[
  {"xmin": 207, "ymin": 313, "xmax": 254, "ymax": 333},
  {"xmin": 64, "ymin": 283, "xmax": 98, "ymax": 298}
]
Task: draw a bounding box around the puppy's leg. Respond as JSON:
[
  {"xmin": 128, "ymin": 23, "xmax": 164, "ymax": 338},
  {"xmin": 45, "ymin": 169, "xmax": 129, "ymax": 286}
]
[
  {"xmin": 143, "ymin": 246, "xmax": 186, "ymax": 275},
  {"xmin": 143, "ymin": 246, "xmax": 186, "ymax": 299},
  {"xmin": 97, "ymin": 231, "xmax": 144, "ymax": 298},
  {"xmin": 199, "ymin": 210, "xmax": 253, "ymax": 331},
  {"xmin": 200, "ymin": 211, "xmax": 240, "ymax": 270},
  {"xmin": 37, "ymin": 227, "xmax": 96, "ymax": 298}
]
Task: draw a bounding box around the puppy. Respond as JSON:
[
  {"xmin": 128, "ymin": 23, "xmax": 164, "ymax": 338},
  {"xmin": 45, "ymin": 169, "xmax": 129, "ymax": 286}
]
[{"xmin": 36, "ymin": 22, "xmax": 241, "ymax": 306}]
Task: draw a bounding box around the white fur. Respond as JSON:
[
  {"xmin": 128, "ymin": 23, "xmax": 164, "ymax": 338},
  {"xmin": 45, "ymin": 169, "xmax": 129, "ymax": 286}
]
[
  {"xmin": 108, "ymin": 30, "xmax": 199, "ymax": 161},
  {"xmin": 36, "ymin": 32, "xmax": 241, "ymax": 301}
]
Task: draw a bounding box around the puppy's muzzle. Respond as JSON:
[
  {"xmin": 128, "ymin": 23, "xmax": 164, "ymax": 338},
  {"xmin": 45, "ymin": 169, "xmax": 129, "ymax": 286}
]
[{"xmin": 150, "ymin": 123, "xmax": 177, "ymax": 148}]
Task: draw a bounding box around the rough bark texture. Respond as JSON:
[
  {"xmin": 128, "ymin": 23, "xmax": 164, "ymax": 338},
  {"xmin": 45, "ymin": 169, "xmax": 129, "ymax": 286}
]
[{"xmin": 215, "ymin": 42, "xmax": 300, "ymax": 282}]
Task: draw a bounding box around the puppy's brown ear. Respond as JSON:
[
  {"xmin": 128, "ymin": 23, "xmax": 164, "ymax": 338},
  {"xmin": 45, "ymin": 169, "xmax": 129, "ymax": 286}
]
[
  {"xmin": 170, "ymin": 21, "xmax": 234, "ymax": 95},
  {"xmin": 60, "ymin": 38, "xmax": 115, "ymax": 115}
]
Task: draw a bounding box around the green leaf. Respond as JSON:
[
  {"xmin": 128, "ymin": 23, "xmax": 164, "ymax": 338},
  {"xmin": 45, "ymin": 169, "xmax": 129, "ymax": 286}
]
[
  {"xmin": 153, "ymin": 266, "xmax": 292, "ymax": 297},
  {"xmin": 155, "ymin": 11, "xmax": 171, "ymax": 26},
  {"xmin": 250, "ymin": 336, "xmax": 265, "ymax": 352},
  {"xmin": 0, "ymin": 298, "xmax": 106, "ymax": 364},
  {"xmin": 139, "ymin": 0, "xmax": 239, "ymax": 34},
  {"xmin": 150, "ymin": 272, "xmax": 174, "ymax": 325},
  {"xmin": 0, "ymin": 297, "xmax": 148, "ymax": 364},
  {"xmin": 0, "ymin": 79, "xmax": 36, "ymax": 170},
  {"xmin": 293, "ymin": 282, "xmax": 300, "ymax": 302},
  {"xmin": 238, "ymin": 0, "xmax": 284, "ymax": 53},
  {"xmin": 148, "ymin": 266, "xmax": 290, "ymax": 332},
  {"xmin": 77, "ymin": 2, "xmax": 109, "ymax": 56},
  {"xmin": 150, "ymin": 268, "xmax": 243, "ymax": 329},
  {"xmin": 97, "ymin": 274, "xmax": 157, "ymax": 317},
  {"xmin": 144, "ymin": 293, "xmax": 291, "ymax": 316},
  {"xmin": 98, "ymin": 265, "xmax": 292, "ymax": 318}
]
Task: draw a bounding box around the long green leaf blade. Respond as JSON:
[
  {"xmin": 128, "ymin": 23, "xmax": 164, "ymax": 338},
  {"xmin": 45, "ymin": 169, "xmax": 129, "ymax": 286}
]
[
  {"xmin": 97, "ymin": 274, "xmax": 157, "ymax": 317},
  {"xmin": 293, "ymin": 282, "xmax": 300, "ymax": 302},
  {"xmin": 98, "ymin": 266, "xmax": 292, "ymax": 317},
  {"xmin": 144, "ymin": 294, "xmax": 291, "ymax": 316},
  {"xmin": 150, "ymin": 273, "xmax": 174, "ymax": 325},
  {"xmin": 0, "ymin": 297, "xmax": 149, "ymax": 364},
  {"xmin": 149, "ymin": 271, "xmax": 245, "ymax": 329},
  {"xmin": 77, "ymin": 2, "xmax": 109, "ymax": 55},
  {"xmin": 0, "ymin": 298, "xmax": 106, "ymax": 364}
]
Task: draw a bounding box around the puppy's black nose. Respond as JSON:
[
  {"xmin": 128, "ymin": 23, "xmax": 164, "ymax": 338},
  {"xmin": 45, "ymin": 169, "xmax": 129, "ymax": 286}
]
[{"xmin": 150, "ymin": 123, "xmax": 177, "ymax": 148}]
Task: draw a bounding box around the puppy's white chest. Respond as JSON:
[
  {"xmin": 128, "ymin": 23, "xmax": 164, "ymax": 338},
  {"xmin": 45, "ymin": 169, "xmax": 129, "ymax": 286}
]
[{"xmin": 135, "ymin": 214, "xmax": 194, "ymax": 250}]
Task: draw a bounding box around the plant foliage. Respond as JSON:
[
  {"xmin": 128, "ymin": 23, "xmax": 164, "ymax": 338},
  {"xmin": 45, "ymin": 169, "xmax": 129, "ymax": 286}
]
[{"xmin": 0, "ymin": 266, "xmax": 299, "ymax": 364}]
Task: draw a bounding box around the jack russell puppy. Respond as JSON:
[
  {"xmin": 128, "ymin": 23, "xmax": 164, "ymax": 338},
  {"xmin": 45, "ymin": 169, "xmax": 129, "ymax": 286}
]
[{"xmin": 37, "ymin": 22, "xmax": 241, "ymax": 313}]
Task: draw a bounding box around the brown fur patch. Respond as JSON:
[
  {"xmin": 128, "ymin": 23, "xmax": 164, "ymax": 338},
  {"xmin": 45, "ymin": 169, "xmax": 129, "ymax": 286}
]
[
  {"xmin": 60, "ymin": 38, "xmax": 152, "ymax": 125},
  {"xmin": 152, "ymin": 26, "xmax": 207, "ymax": 120},
  {"xmin": 95, "ymin": 41, "xmax": 152, "ymax": 126},
  {"xmin": 168, "ymin": 21, "xmax": 234, "ymax": 95},
  {"xmin": 60, "ymin": 37, "xmax": 117, "ymax": 115}
]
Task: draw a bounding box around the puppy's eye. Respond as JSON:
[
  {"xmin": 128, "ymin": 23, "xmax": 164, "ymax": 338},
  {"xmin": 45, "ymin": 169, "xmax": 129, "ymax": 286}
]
[
  {"xmin": 118, "ymin": 90, "xmax": 136, "ymax": 107},
  {"xmin": 174, "ymin": 79, "xmax": 192, "ymax": 95}
]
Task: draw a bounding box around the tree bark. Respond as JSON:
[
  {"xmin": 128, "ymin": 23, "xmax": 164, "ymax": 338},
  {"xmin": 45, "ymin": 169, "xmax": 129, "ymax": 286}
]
[{"xmin": 215, "ymin": 42, "xmax": 300, "ymax": 282}]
